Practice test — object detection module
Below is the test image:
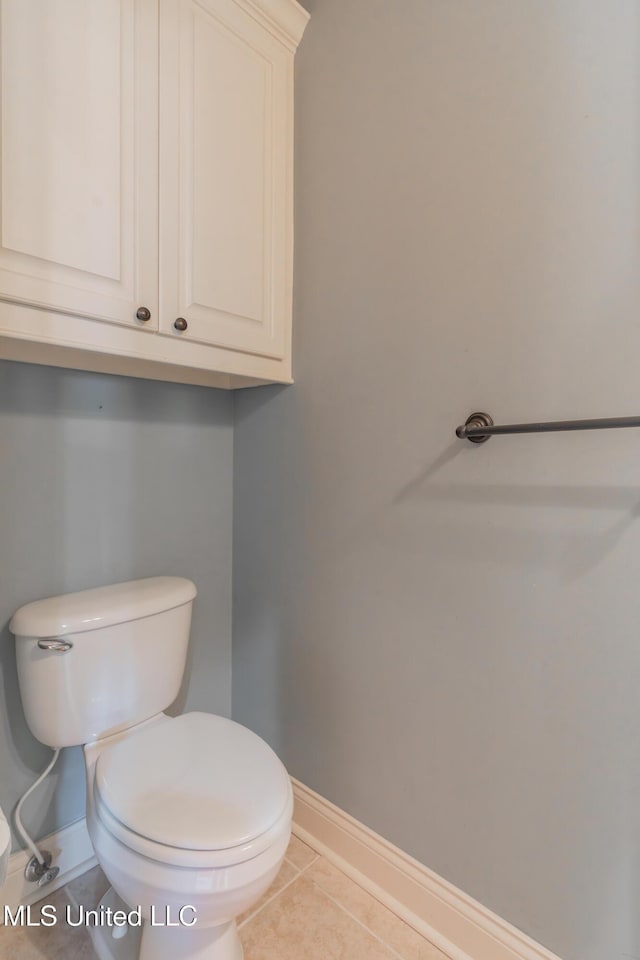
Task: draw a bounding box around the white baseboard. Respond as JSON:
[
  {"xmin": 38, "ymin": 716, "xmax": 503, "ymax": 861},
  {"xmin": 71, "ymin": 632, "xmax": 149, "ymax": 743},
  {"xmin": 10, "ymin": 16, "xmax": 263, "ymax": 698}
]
[
  {"xmin": 1, "ymin": 817, "xmax": 97, "ymax": 920},
  {"xmin": 292, "ymin": 778, "xmax": 563, "ymax": 960},
  {"xmin": 0, "ymin": 785, "xmax": 566, "ymax": 960}
]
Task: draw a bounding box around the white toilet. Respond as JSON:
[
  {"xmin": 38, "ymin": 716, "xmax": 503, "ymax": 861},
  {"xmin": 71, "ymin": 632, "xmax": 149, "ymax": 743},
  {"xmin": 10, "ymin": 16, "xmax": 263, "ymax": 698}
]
[
  {"xmin": 10, "ymin": 577, "xmax": 292, "ymax": 960},
  {"xmin": 0, "ymin": 805, "xmax": 10, "ymax": 888}
]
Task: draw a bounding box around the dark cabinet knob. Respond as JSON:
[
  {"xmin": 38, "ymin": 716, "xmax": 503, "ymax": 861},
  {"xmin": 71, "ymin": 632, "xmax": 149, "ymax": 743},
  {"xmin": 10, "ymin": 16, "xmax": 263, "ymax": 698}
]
[
  {"xmin": 136, "ymin": 306, "xmax": 151, "ymax": 322},
  {"xmin": 174, "ymin": 317, "xmax": 188, "ymax": 332}
]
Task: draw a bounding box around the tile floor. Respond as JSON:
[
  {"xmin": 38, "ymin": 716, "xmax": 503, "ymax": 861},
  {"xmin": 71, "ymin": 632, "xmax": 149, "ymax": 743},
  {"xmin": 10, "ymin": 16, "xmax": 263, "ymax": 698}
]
[{"xmin": 0, "ymin": 833, "xmax": 449, "ymax": 960}]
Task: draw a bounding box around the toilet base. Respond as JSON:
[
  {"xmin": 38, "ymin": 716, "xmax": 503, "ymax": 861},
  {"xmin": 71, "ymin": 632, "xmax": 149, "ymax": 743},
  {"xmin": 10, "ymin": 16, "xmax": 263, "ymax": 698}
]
[
  {"xmin": 89, "ymin": 888, "xmax": 243, "ymax": 960},
  {"xmin": 89, "ymin": 888, "xmax": 141, "ymax": 960},
  {"xmin": 139, "ymin": 914, "xmax": 243, "ymax": 960}
]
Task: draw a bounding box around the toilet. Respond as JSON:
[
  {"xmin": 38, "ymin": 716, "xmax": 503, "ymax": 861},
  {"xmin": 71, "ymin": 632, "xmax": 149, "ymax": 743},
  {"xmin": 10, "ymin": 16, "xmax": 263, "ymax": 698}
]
[
  {"xmin": 10, "ymin": 577, "xmax": 291, "ymax": 960},
  {"xmin": 0, "ymin": 805, "xmax": 9, "ymax": 888}
]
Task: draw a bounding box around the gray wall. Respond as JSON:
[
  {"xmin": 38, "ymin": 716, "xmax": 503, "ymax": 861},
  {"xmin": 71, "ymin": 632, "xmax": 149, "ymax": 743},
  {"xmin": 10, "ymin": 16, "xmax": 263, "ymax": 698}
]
[
  {"xmin": 0, "ymin": 360, "xmax": 233, "ymax": 850},
  {"xmin": 233, "ymin": 4, "xmax": 640, "ymax": 960}
]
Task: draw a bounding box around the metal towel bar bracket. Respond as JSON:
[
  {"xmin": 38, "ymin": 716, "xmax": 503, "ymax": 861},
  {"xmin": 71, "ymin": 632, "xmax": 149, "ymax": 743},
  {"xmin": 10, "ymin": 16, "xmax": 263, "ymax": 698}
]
[{"xmin": 456, "ymin": 411, "xmax": 640, "ymax": 443}]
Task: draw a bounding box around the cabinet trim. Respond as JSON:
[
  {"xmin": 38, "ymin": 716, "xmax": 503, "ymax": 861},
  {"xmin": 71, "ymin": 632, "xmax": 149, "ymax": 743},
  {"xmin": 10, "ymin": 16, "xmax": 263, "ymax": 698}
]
[
  {"xmin": 234, "ymin": 0, "xmax": 310, "ymax": 51},
  {"xmin": 0, "ymin": 300, "xmax": 293, "ymax": 388}
]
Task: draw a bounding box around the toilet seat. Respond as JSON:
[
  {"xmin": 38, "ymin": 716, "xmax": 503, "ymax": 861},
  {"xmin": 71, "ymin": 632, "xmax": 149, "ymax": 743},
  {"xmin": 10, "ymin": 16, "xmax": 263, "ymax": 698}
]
[
  {"xmin": 94, "ymin": 711, "xmax": 292, "ymax": 868},
  {"xmin": 94, "ymin": 787, "xmax": 292, "ymax": 868}
]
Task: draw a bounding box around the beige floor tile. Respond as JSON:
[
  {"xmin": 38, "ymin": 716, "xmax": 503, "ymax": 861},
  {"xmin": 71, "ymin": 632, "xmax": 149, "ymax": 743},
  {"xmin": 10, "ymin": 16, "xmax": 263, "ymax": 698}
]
[
  {"xmin": 65, "ymin": 865, "xmax": 110, "ymax": 912},
  {"xmin": 0, "ymin": 887, "xmax": 96, "ymax": 960},
  {"xmin": 1, "ymin": 856, "xmax": 447, "ymax": 960},
  {"xmin": 306, "ymin": 857, "xmax": 449, "ymax": 960},
  {"xmin": 284, "ymin": 833, "xmax": 318, "ymax": 870},
  {"xmin": 240, "ymin": 874, "xmax": 399, "ymax": 960},
  {"xmin": 71, "ymin": 938, "xmax": 98, "ymax": 960},
  {"xmin": 237, "ymin": 858, "xmax": 298, "ymax": 926}
]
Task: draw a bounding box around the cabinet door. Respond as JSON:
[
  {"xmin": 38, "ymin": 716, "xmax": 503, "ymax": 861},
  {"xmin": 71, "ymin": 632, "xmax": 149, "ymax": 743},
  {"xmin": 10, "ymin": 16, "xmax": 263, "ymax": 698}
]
[
  {"xmin": 160, "ymin": 0, "xmax": 292, "ymax": 359},
  {"xmin": 0, "ymin": 0, "xmax": 158, "ymax": 328}
]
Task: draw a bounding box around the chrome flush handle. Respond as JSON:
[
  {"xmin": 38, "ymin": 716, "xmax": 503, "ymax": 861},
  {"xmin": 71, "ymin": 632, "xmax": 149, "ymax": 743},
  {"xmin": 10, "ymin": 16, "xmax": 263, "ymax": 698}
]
[{"xmin": 37, "ymin": 638, "xmax": 73, "ymax": 653}]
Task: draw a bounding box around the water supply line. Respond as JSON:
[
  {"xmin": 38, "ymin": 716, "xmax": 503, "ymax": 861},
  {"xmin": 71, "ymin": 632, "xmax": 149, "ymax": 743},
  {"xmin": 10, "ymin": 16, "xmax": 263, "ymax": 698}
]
[{"xmin": 14, "ymin": 748, "xmax": 61, "ymax": 886}]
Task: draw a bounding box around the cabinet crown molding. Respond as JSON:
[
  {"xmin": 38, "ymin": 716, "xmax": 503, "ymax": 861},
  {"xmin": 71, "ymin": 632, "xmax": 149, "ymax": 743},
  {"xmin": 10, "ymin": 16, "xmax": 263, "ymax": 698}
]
[{"xmin": 239, "ymin": 0, "xmax": 310, "ymax": 49}]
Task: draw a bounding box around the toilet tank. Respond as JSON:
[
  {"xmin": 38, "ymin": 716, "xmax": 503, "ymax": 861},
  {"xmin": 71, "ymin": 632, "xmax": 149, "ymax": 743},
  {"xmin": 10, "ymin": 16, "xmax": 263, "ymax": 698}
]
[{"xmin": 10, "ymin": 577, "xmax": 197, "ymax": 748}]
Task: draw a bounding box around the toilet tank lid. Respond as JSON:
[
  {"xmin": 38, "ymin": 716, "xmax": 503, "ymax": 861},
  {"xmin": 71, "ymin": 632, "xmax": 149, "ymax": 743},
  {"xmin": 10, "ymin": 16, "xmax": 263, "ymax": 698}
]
[{"xmin": 9, "ymin": 577, "xmax": 197, "ymax": 638}]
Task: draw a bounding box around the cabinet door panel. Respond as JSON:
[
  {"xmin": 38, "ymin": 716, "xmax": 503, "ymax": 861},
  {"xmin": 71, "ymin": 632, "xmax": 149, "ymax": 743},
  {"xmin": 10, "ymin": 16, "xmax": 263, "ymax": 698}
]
[
  {"xmin": 160, "ymin": 0, "xmax": 291, "ymax": 358},
  {"xmin": 0, "ymin": 0, "xmax": 158, "ymax": 327}
]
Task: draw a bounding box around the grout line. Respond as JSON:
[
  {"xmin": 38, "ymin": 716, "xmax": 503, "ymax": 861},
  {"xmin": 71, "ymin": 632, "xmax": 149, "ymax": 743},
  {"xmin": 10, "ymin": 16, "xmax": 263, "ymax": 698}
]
[
  {"xmin": 238, "ymin": 842, "xmax": 320, "ymax": 931},
  {"xmin": 237, "ymin": 864, "xmax": 303, "ymax": 930},
  {"xmin": 289, "ymin": 830, "xmax": 322, "ymax": 871},
  {"xmin": 305, "ymin": 879, "xmax": 416, "ymax": 960},
  {"xmin": 291, "ymin": 832, "xmax": 446, "ymax": 958},
  {"xmin": 290, "ymin": 853, "xmax": 320, "ymax": 874}
]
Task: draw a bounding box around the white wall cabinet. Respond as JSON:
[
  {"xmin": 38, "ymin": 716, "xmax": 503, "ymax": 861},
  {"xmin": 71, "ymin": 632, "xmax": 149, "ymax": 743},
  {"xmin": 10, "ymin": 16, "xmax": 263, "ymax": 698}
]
[{"xmin": 0, "ymin": 0, "xmax": 308, "ymax": 389}]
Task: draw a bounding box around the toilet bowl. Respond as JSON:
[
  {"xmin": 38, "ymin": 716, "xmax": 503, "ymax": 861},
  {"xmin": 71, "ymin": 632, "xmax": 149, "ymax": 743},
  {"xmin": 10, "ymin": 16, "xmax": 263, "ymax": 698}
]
[
  {"xmin": 85, "ymin": 712, "xmax": 292, "ymax": 960},
  {"xmin": 0, "ymin": 805, "xmax": 10, "ymax": 888},
  {"xmin": 10, "ymin": 577, "xmax": 291, "ymax": 960}
]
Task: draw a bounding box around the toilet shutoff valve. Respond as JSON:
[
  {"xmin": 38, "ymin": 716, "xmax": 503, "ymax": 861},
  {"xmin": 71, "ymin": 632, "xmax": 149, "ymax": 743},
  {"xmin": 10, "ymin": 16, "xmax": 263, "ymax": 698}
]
[{"xmin": 25, "ymin": 850, "xmax": 60, "ymax": 887}]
